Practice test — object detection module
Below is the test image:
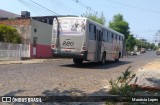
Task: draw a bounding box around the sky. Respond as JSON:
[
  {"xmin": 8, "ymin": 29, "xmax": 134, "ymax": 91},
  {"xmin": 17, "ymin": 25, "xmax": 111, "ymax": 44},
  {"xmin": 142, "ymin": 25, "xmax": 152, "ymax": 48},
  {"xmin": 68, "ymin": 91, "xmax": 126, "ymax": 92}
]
[{"xmin": 1, "ymin": 0, "xmax": 160, "ymax": 43}]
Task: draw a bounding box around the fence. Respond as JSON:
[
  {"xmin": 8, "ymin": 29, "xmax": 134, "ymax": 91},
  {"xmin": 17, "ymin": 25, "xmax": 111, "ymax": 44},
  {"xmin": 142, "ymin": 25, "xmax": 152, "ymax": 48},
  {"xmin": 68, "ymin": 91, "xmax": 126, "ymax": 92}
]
[{"xmin": 0, "ymin": 42, "xmax": 30, "ymax": 61}]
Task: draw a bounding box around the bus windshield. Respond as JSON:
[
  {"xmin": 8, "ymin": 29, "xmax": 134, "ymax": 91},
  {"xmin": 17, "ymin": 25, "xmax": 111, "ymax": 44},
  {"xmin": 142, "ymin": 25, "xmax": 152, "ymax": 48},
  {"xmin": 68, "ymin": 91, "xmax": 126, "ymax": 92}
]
[{"xmin": 53, "ymin": 18, "xmax": 86, "ymax": 36}]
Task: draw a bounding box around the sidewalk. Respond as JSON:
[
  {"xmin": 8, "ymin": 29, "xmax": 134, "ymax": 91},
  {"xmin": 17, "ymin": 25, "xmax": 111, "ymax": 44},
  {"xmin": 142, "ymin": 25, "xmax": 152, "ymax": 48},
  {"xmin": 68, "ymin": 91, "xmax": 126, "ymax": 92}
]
[
  {"xmin": 0, "ymin": 58, "xmax": 62, "ymax": 65},
  {"xmin": 131, "ymin": 58, "xmax": 160, "ymax": 90}
]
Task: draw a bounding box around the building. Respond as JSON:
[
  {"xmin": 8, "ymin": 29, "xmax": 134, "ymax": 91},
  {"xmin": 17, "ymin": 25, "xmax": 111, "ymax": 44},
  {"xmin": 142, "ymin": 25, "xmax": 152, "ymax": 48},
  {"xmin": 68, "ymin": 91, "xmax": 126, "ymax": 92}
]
[
  {"xmin": 0, "ymin": 10, "xmax": 77, "ymax": 59},
  {"xmin": 0, "ymin": 18, "xmax": 53, "ymax": 58},
  {"xmin": 0, "ymin": 9, "xmax": 20, "ymax": 19}
]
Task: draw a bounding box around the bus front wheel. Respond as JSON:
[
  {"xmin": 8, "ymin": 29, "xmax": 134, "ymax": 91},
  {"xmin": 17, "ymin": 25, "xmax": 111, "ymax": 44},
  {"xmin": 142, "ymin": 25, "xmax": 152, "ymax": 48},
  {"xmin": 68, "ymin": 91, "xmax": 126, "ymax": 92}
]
[{"xmin": 73, "ymin": 58, "xmax": 83, "ymax": 65}]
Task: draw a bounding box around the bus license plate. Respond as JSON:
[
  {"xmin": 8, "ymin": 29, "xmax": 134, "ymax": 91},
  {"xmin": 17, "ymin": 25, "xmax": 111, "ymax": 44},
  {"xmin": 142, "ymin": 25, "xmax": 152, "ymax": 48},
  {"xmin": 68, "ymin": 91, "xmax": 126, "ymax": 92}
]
[{"xmin": 64, "ymin": 49, "xmax": 71, "ymax": 52}]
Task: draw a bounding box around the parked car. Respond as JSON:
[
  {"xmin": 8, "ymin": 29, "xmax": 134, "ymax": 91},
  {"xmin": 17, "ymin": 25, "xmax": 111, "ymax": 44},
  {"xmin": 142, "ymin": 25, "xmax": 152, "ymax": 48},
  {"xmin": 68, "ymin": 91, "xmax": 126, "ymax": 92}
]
[
  {"xmin": 156, "ymin": 48, "xmax": 160, "ymax": 55},
  {"xmin": 140, "ymin": 48, "xmax": 146, "ymax": 53},
  {"xmin": 131, "ymin": 51, "xmax": 137, "ymax": 56}
]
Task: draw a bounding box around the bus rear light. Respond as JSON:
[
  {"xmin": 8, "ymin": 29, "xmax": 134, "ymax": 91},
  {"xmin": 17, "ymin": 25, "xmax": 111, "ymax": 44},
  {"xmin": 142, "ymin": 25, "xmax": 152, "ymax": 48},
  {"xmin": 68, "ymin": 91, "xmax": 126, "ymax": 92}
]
[
  {"xmin": 51, "ymin": 44, "xmax": 55, "ymax": 48},
  {"xmin": 83, "ymin": 42, "xmax": 86, "ymax": 46},
  {"xmin": 83, "ymin": 47, "xmax": 86, "ymax": 50},
  {"xmin": 82, "ymin": 42, "xmax": 87, "ymax": 50}
]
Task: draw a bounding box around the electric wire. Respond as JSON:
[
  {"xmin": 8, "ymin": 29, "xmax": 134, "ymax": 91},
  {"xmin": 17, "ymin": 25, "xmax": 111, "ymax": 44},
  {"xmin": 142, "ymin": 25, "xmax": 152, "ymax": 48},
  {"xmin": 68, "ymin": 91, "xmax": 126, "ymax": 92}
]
[
  {"xmin": 29, "ymin": 0, "xmax": 60, "ymax": 15},
  {"xmin": 105, "ymin": 0, "xmax": 160, "ymax": 14},
  {"xmin": 18, "ymin": 0, "xmax": 56, "ymax": 16}
]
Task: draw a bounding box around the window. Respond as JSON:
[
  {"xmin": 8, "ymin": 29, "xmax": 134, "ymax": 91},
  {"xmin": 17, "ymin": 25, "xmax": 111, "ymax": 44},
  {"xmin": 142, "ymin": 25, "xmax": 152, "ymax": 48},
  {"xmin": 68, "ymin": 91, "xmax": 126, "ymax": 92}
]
[
  {"xmin": 106, "ymin": 30, "xmax": 109, "ymax": 42},
  {"xmin": 89, "ymin": 24, "xmax": 96, "ymax": 40},
  {"xmin": 33, "ymin": 37, "xmax": 37, "ymax": 47},
  {"xmin": 34, "ymin": 28, "xmax": 37, "ymax": 33},
  {"xmin": 108, "ymin": 32, "xmax": 113, "ymax": 43},
  {"xmin": 119, "ymin": 36, "xmax": 121, "ymax": 41},
  {"xmin": 115, "ymin": 34, "xmax": 117, "ymax": 40},
  {"xmin": 102, "ymin": 30, "xmax": 105, "ymax": 42},
  {"xmin": 122, "ymin": 37, "xmax": 124, "ymax": 41},
  {"xmin": 111, "ymin": 33, "xmax": 114, "ymax": 39},
  {"xmin": 107, "ymin": 32, "xmax": 109, "ymax": 42}
]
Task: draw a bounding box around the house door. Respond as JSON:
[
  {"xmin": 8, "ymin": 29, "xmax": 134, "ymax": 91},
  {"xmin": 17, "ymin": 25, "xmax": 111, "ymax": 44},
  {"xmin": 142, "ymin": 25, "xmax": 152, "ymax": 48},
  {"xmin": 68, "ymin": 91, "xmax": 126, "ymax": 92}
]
[{"xmin": 33, "ymin": 37, "xmax": 37, "ymax": 57}]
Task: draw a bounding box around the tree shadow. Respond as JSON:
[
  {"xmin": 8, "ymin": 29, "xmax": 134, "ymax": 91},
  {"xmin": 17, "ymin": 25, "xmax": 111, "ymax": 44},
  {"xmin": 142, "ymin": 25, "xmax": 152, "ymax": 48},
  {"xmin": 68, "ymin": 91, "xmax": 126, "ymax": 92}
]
[
  {"xmin": 4, "ymin": 90, "xmax": 27, "ymax": 96},
  {"xmin": 40, "ymin": 88, "xmax": 109, "ymax": 105},
  {"xmin": 146, "ymin": 78, "xmax": 160, "ymax": 87},
  {"xmin": 60, "ymin": 61, "xmax": 132, "ymax": 70},
  {"xmin": 3, "ymin": 88, "xmax": 109, "ymax": 105}
]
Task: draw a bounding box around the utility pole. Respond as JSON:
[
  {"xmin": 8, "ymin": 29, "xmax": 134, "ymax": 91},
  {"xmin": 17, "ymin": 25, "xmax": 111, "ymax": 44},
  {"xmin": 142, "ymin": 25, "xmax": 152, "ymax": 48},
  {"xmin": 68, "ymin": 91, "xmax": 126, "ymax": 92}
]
[
  {"xmin": 141, "ymin": 38, "xmax": 142, "ymax": 49},
  {"xmin": 154, "ymin": 30, "xmax": 160, "ymax": 46}
]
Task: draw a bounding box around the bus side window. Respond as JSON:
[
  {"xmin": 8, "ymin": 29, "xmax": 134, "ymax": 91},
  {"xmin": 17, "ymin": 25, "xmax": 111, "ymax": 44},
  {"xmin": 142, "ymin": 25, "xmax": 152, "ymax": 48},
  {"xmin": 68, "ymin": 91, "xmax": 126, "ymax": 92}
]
[
  {"xmin": 111, "ymin": 33, "xmax": 114, "ymax": 43},
  {"xmin": 104, "ymin": 30, "xmax": 107, "ymax": 42},
  {"xmin": 115, "ymin": 34, "xmax": 118, "ymax": 43},
  {"xmin": 102, "ymin": 30, "xmax": 106, "ymax": 42},
  {"xmin": 108, "ymin": 32, "xmax": 112, "ymax": 43},
  {"xmin": 89, "ymin": 24, "xmax": 96, "ymax": 40},
  {"xmin": 107, "ymin": 31, "xmax": 110, "ymax": 43},
  {"xmin": 102, "ymin": 30, "xmax": 105, "ymax": 42},
  {"xmin": 119, "ymin": 36, "xmax": 121, "ymax": 44},
  {"xmin": 115, "ymin": 35, "xmax": 117, "ymax": 40},
  {"xmin": 94, "ymin": 26, "xmax": 96, "ymax": 40}
]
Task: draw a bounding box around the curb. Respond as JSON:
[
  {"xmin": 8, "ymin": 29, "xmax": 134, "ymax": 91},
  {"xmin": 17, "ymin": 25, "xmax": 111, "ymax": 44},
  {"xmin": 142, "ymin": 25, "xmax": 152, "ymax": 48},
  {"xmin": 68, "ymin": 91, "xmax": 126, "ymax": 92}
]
[
  {"xmin": 0, "ymin": 59, "xmax": 63, "ymax": 65},
  {"xmin": 130, "ymin": 84, "xmax": 160, "ymax": 91}
]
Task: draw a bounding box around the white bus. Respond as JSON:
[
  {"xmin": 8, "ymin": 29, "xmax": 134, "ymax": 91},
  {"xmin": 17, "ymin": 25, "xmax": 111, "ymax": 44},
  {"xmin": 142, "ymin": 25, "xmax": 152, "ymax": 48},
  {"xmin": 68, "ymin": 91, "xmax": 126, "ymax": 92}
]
[{"xmin": 51, "ymin": 17, "xmax": 124, "ymax": 65}]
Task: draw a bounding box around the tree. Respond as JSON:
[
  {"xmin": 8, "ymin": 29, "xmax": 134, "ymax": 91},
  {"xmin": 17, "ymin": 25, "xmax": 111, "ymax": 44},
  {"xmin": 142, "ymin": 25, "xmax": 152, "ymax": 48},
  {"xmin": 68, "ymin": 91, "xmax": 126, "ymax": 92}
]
[
  {"xmin": 125, "ymin": 34, "xmax": 136, "ymax": 51},
  {"xmin": 0, "ymin": 24, "xmax": 21, "ymax": 43},
  {"xmin": 109, "ymin": 14, "xmax": 130, "ymax": 41},
  {"xmin": 155, "ymin": 30, "xmax": 160, "ymax": 43},
  {"xmin": 82, "ymin": 11, "xmax": 106, "ymax": 25},
  {"xmin": 150, "ymin": 43, "xmax": 156, "ymax": 50}
]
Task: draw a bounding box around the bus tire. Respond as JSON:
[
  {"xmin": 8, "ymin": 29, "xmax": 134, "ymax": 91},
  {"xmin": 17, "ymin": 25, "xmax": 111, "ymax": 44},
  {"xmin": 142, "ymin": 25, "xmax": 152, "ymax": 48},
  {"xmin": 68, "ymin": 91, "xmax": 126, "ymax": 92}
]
[
  {"xmin": 115, "ymin": 58, "xmax": 119, "ymax": 62},
  {"xmin": 73, "ymin": 58, "xmax": 83, "ymax": 65},
  {"xmin": 101, "ymin": 53, "xmax": 106, "ymax": 65}
]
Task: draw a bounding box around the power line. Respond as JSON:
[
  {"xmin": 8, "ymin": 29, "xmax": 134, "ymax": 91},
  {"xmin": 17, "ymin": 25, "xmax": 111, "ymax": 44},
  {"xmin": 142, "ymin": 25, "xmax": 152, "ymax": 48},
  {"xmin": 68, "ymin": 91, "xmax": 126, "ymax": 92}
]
[
  {"xmin": 29, "ymin": 0, "xmax": 60, "ymax": 15},
  {"xmin": 18, "ymin": 0, "xmax": 60, "ymax": 16},
  {"xmin": 71, "ymin": 0, "xmax": 99, "ymax": 16},
  {"xmin": 105, "ymin": 0, "xmax": 160, "ymax": 14},
  {"xmin": 18, "ymin": 0, "xmax": 49, "ymax": 16},
  {"xmin": 49, "ymin": 0, "xmax": 82, "ymax": 15}
]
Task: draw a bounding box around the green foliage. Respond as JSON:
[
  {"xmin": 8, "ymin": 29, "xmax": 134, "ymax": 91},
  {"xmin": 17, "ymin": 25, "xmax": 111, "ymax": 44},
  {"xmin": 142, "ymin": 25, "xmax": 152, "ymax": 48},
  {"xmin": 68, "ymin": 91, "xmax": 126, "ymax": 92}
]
[
  {"xmin": 135, "ymin": 38, "xmax": 157, "ymax": 50},
  {"xmin": 82, "ymin": 11, "xmax": 106, "ymax": 25},
  {"xmin": 108, "ymin": 66, "xmax": 137, "ymax": 96},
  {"xmin": 125, "ymin": 35, "xmax": 136, "ymax": 51},
  {"xmin": 107, "ymin": 66, "xmax": 160, "ymax": 105},
  {"xmin": 109, "ymin": 14, "xmax": 130, "ymax": 41},
  {"xmin": 0, "ymin": 24, "xmax": 21, "ymax": 43}
]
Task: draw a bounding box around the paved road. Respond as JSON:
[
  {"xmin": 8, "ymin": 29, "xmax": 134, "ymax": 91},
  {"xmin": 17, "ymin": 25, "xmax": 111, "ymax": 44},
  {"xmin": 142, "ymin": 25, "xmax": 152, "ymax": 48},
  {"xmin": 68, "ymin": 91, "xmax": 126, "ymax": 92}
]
[{"xmin": 0, "ymin": 51, "xmax": 158, "ymax": 98}]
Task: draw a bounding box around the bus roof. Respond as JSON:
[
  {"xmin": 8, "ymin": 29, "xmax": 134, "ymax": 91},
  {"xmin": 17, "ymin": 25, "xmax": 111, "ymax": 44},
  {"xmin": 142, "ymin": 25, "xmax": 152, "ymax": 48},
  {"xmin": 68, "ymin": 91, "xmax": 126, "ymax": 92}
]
[{"xmin": 57, "ymin": 16, "xmax": 124, "ymax": 37}]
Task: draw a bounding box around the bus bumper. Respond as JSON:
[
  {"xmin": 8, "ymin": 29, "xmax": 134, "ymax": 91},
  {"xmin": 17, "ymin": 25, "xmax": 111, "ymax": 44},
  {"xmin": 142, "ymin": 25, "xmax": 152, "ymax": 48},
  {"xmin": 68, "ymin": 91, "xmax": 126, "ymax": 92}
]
[{"xmin": 52, "ymin": 50, "xmax": 88, "ymax": 59}]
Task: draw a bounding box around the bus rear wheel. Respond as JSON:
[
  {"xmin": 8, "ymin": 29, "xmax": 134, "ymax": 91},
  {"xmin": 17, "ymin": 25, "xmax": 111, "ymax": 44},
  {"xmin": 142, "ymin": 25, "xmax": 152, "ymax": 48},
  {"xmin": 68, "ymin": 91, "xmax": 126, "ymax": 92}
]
[
  {"xmin": 115, "ymin": 52, "xmax": 121, "ymax": 62},
  {"xmin": 115, "ymin": 58, "xmax": 119, "ymax": 62},
  {"xmin": 73, "ymin": 58, "xmax": 83, "ymax": 65}
]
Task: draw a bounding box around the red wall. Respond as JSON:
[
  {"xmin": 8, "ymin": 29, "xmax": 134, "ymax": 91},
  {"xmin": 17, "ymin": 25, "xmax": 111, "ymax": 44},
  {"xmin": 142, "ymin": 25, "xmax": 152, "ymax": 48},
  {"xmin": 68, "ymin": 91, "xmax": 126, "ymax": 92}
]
[{"xmin": 30, "ymin": 44, "xmax": 52, "ymax": 58}]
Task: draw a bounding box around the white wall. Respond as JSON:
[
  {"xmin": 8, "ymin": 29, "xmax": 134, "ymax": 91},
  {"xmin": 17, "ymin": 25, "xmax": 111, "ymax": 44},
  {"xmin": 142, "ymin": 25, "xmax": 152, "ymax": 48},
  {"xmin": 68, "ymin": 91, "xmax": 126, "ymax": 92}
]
[{"xmin": 31, "ymin": 19, "xmax": 52, "ymax": 45}]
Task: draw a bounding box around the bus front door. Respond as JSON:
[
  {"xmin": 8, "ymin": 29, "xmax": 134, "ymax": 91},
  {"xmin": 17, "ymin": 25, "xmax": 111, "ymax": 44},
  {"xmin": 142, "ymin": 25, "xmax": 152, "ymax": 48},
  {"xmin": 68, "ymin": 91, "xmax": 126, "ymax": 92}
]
[{"xmin": 95, "ymin": 29, "xmax": 102, "ymax": 61}]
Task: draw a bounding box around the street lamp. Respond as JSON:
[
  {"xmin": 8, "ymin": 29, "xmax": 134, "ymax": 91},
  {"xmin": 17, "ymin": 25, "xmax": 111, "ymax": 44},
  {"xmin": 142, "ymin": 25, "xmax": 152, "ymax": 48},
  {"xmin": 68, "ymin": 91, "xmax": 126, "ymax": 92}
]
[{"xmin": 140, "ymin": 37, "xmax": 144, "ymax": 49}]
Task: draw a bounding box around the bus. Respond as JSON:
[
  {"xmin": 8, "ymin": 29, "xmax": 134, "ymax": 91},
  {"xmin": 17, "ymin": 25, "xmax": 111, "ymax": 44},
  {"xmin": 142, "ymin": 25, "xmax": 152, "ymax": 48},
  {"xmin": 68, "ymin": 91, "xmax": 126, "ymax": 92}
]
[{"xmin": 51, "ymin": 17, "xmax": 124, "ymax": 65}]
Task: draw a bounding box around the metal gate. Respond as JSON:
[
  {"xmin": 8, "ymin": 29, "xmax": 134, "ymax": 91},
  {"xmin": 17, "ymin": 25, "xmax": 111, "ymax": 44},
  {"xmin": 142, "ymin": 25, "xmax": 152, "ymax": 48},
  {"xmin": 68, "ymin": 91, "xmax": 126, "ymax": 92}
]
[{"xmin": 0, "ymin": 42, "xmax": 30, "ymax": 61}]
